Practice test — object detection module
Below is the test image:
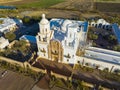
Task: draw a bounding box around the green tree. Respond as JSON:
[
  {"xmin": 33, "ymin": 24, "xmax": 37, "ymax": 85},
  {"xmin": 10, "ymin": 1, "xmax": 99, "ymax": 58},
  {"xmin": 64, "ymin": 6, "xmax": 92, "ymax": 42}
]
[
  {"xmin": 88, "ymin": 30, "xmax": 98, "ymax": 40},
  {"xmin": 92, "ymin": 34, "xmax": 98, "ymax": 40},
  {"xmin": 5, "ymin": 32, "xmax": 16, "ymax": 42},
  {"xmin": 22, "ymin": 16, "xmax": 31, "ymax": 25},
  {"xmin": 0, "ymin": 20, "xmax": 3, "ymax": 24},
  {"xmin": 113, "ymin": 45, "xmax": 120, "ymax": 51},
  {"xmin": 108, "ymin": 35, "xmax": 117, "ymax": 44}
]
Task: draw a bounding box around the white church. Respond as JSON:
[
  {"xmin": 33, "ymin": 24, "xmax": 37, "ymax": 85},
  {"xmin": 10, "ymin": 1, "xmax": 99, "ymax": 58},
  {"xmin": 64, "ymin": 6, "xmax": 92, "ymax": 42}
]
[
  {"xmin": 36, "ymin": 14, "xmax": 120, "ymax": 72},
  {"xmin": 36, "ymin": 14, "xmax": 88, "ymax": 64}
]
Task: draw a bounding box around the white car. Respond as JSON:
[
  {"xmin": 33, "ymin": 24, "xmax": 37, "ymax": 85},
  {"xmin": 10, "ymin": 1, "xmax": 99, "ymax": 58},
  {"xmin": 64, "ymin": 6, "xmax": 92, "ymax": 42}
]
[{"xmin": 1, "ymin": 70, "xmax": 7, "ymax": 77}]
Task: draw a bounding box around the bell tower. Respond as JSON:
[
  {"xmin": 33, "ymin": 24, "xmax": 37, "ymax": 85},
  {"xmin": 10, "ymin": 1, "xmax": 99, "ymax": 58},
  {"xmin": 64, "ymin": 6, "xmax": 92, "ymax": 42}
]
[
  {"xmin": 39, "ymin": 14, "xmax": 50, "ymax": 35},
  {"xmin": 37, "ymin": 14, "xmax": 52, "ymax": 43},
  {"xmin": 36, "ymin": 14, "xmax": 54, "ymax": 58}
]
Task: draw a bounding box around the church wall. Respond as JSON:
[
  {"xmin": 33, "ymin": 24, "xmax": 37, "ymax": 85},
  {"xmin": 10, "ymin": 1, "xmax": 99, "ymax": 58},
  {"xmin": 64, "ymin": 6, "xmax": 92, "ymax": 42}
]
[
  {"xmin": 37, "ymin": 43, "xmax": 48, "ymax": 59},
  {"xmin": 63, "ymin": 47, "xmax": 76, "ymax": 64}
]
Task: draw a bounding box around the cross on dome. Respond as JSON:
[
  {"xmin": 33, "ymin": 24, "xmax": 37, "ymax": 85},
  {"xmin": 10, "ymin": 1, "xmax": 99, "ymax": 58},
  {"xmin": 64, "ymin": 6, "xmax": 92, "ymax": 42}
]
[
  {"xmin": 40, "ymin": 14, "xmax": 49, "ymax": 25},
  {"xmin": 42, "ymin": 14, "xmax": 45, "ymax": 19}
]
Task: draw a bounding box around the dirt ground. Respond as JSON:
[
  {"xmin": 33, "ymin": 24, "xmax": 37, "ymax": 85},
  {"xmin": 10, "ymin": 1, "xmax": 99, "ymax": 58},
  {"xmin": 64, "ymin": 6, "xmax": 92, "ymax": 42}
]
[
  {"xmin": 32, "ymin": 58, "xmax": 120, "ymax": 89},
  {"xmin": 42, "ymin": 9, "xmax": 80, "ymax": 19},
  {"xmin": 20, "ymin": 9, "xmax": 81, "ymax": 19},
  {"xmin": 0, "ymin": 68, "xmax": 35, "ymax": 90}
]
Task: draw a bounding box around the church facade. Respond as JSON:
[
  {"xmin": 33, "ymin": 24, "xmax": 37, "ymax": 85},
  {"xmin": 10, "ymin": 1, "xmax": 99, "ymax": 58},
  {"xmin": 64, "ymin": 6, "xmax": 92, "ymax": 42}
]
[{"xmin": 36, "ymin": 14, "xmax": 88, "ymax": 64}]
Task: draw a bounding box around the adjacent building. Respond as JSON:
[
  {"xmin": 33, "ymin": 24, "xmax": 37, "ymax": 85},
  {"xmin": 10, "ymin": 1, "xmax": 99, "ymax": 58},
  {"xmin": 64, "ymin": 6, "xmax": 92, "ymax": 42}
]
[
  {"xmin": 20, "ymin": 35, "xmax": 36, "ymax": 44},
  {"xmin": 76, "ymin": 46, "xmax": 120, "ymax": 72},
  {"xmin": 0, "ymin": 37, "xmax": 9, "ymax": 49},
  {"xmin": 0, "ymin": 18, "xmax": 22, "ymax": 33}
]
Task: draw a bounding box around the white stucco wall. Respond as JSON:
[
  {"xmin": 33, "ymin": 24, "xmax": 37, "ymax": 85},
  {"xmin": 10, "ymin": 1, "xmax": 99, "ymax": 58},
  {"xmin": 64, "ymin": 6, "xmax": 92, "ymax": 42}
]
[
  {"xmin": 63, "ymin": 47, "xmax": 76, "ymax": 64},
  {"xmin": 37, "ymin": 42, "xmax": 48, "ymax": 59},
  {"xmin": 76, "ymin": 56, "xmax": 120, "ymax": 72}
]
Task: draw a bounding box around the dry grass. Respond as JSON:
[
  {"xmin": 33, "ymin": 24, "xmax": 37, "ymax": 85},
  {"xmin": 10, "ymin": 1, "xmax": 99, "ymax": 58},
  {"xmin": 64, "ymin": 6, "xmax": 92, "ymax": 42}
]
[
  {"xmin": 50, "ymin": 0, "xmax": 94, "ymax": 11},
  {"xmin": 1, "ymin": 0, "xmax": 65, "ymax": 9}
]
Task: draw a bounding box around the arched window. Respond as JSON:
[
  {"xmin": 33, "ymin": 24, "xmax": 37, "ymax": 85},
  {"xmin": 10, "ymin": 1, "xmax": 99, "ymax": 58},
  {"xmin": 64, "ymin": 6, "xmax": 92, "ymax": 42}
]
[
  {"xmin": 95, "ymin": 24, "xmax": 97, "ymax": 28},
  {"xmin": 39, "ymin": 36, "xmax": 41, "ymax": 41},
  {"xmin": 98, "ymin": 23, "xmax": 102, "ymax": 28},
  {"xmin": 65, "ymin": 40, "xmax": 67, "ymax": 46},
  {"xmin": 77, "ymin": 61, "xmax": 80, "ymax": 64},
  {"xmin": 46, "ymin": 28, "xmax": 47, "ymax": 32},
  {"xmin": 42, "ymin": 29, "xmax": 44, "ymax": 33},
  {"xmin": 70, "ymin": 33, "xmax": 72, "ymax": 38},
  {"xmin": 67, "ymin": 59, "xmax": 69, "ymax": 62}
]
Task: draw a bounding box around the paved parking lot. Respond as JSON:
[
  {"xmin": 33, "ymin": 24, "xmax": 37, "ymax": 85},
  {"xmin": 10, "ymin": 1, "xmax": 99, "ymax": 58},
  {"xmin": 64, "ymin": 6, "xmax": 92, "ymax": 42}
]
[{"xmin": 0, "ymin": 68, "xmax": 36, "ymax": 90}]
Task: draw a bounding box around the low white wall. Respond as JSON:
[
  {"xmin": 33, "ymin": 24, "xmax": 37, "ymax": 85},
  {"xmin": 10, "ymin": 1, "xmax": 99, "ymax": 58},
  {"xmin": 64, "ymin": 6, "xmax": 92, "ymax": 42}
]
[
  {"xmin": 76, "ymin": 56, "xmax": 120, "ymax": 72},
  {"xmin": 0, "ymin": 56, "xmax": 46, "ymax": 73},
  {"xmin": 0, "ymin": 56, "xmax": 24, "ymax": 67}
]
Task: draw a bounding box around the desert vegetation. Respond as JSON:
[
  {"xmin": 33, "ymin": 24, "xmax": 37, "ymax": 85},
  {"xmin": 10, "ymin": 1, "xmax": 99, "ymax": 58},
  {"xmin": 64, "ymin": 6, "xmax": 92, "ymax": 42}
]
[{"xmin": 87, "ymin": 27, "xmax": 119, "ymax": 50}]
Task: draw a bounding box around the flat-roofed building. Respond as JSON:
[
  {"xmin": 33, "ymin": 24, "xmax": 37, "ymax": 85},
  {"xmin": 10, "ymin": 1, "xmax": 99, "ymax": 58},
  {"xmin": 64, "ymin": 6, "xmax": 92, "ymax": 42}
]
[
  {"xmin": 76, "ymin": 46, "xmax": 120, "ymax": 72},
  {"xmin": 0, "ymin": 18, "xmax": 22, "ymax": 33},
  {"xmin": 0, "ymin": 37, "xmax": 9, "ymax": 49}
]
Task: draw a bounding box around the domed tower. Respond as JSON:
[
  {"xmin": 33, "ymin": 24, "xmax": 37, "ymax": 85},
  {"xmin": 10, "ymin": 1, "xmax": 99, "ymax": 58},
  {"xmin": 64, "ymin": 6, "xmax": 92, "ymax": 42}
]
[
  {"xmin": 36, "ymin": 14, "xmax": 54, "ymax": 58},
  {"xmin": 37, "ymin": 14, "xmax": 53, "ymax": 43},
  {"xmin": 39, "ymin": 14, "xmax": 50, "ymax": 34}
]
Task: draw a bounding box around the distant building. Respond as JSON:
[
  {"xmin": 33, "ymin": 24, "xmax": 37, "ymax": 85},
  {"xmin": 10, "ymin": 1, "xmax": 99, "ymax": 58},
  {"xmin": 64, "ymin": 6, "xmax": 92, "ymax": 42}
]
[
  {"xmin": 90, "ymin": 19, "xmax": 120, "ymax": 44},
  {"xmin": 0, "ymin": 37, "xmax": 9, "ymax": 49},
  {"xmin": 36, "ymin": 14, "xmax": 88, "ymax": 64},
  {"xmin": 0, "ymin": 18, "xmax": 22, "ymax": 33},
  {"xmin": 0, "ymin": 6, "xmax": 16, "ymax": 10},
  {"xmin": 90, "ymin": 19, "xmax": 112, "ymax": 30}
]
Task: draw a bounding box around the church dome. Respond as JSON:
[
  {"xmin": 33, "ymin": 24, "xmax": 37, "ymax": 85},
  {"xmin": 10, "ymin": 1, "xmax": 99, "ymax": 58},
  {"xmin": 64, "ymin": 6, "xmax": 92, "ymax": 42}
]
[
  {"xmin": 62, "ymin": 20, "xmax": 72, "ymax": 32},
  {"xmin": 97, "ymin": 19, "xmax": 106, "ymax": 24},
  {"xmin": 40, "ymin": 14, "xmax": 49, "ymax": 25},
  {"xmin": 62, "ymin": 20, "xmax": 72, "ymax": 27}
]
